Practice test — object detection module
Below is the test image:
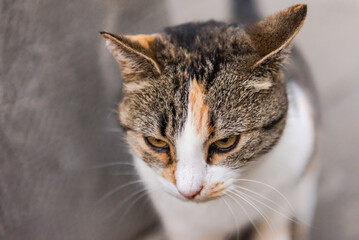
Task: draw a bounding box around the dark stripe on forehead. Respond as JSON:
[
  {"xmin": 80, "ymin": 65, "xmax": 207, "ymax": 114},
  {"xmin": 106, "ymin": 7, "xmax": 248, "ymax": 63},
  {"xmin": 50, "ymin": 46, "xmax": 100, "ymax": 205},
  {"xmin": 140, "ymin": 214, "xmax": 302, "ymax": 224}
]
[
  {"xmin": 208, "ymin": 112, "xmax": 216, "ymax": 139},
  {"xmin": 169, "ymin": 101, "xmax": 176, "ymax": 134},
  {"xmin": 205, "ymin": 57, "xmax": 221, "ymax": 89},
  {"xmin": 159, "ymin": 112, "xmax": 168, "ymax": 137},
  {"xmin": 188, "ymin": 64, "xmax": 196, "ymax": 83},
  {"xmin": 188, "ymin": 60, "xmax": 207, "ymax": 84}
]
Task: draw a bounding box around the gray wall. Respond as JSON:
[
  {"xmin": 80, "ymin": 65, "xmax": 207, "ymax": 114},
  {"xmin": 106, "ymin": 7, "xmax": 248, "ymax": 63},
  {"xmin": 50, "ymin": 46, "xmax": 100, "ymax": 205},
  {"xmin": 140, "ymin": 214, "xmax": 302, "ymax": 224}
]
[{"xmin": 0, "ymin": 1, "xmax": 168, "ymax": 239}]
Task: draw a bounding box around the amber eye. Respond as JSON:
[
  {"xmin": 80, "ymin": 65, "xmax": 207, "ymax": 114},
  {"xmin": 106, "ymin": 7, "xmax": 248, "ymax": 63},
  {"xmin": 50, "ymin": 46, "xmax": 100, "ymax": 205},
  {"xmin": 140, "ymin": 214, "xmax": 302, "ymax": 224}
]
[
  {"xmin": 145, "ymin": 137, "xmax": 169, "ymax": 151},
  {"xmin": 211, "ymin": 136, "xmax": 239, "ymax": 153}
]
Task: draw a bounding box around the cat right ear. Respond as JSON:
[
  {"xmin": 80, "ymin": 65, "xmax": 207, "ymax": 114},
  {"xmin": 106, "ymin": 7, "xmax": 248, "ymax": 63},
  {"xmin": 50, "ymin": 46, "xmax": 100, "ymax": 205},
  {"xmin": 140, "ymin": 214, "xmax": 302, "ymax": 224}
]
[
  {"xmin": 246, "ymin": 4, "xmax": 307, "ymax": 67},
  {"xmin": 100, "ymin": 31, "xmax": 161, "ymax": 81}
]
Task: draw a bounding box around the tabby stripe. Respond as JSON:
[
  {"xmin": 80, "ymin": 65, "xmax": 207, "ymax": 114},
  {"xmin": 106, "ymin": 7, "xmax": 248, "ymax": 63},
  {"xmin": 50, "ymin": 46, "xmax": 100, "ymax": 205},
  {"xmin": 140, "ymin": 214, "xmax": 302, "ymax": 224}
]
[{"xmin": 262, "ymin": 112, "xmax": 286, "ymax": 130}]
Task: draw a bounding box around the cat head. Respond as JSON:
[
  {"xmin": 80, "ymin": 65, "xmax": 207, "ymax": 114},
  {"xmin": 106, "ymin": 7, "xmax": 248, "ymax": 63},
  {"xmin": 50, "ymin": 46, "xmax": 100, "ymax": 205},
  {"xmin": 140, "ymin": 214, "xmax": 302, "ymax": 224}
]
[{"xmin": 101, "ymin": 4, "xmax": 307, "ymax": 201}]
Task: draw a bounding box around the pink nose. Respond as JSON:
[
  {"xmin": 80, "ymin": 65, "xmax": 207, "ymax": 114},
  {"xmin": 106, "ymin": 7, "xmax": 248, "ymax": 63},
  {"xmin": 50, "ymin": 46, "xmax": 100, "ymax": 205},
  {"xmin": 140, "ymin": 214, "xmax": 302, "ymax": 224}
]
[{"xmin": 178, "ymin": 186, "xmax": 203, "ymax": 199}]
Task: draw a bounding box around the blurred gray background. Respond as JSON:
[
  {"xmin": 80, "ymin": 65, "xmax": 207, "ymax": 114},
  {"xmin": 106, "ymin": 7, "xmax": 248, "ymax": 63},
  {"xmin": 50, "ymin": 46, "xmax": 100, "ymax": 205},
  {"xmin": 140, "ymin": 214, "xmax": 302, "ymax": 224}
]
[{"xmin": 1, "ymin": 0, "xmax": 358, "ymax": 239}]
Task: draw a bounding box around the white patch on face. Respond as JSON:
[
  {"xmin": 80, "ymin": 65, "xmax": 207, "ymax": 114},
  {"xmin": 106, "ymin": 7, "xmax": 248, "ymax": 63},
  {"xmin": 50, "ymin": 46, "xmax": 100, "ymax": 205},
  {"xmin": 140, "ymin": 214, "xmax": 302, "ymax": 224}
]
[
  {"xmin": 157, "ymin": 175, "xmax": 187, "ymax": 200},
  {"xmin": 251, "ymin": 80, "xmax": 272, "ymax": 90},
  {"xmin": 173, "ymin": 78, "xmax": 242, "ymax": 199},
  {"xmin": 175, "ymin": 81, "xmax": 207, "ymax": 198},
  {"xmin": 248, "ymin": 76, "xmax": 273, "ymax": 90},
  {"xmin": 123, "ymin": 81, "xmax": 151, "ymax": 92}
]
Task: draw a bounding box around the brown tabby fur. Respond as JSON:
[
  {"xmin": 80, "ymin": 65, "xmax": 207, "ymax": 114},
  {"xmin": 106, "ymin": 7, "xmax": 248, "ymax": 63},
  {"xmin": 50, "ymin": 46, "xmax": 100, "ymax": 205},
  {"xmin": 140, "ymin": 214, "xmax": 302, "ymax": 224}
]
[{"xmin": 101, "ymin": 4, "xmax": 307, "ymax": 177}]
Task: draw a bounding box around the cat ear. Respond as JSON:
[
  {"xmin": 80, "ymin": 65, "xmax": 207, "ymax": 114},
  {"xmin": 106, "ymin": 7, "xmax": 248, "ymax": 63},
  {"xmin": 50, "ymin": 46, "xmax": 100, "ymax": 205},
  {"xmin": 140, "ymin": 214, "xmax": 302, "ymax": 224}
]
[
  {"xmin": 100, "ymin": 31, "xmax": 161, "ymax": 81},
  {"xmin": 246, "ymin": 4, "xmax": 307, "ymax": 66}
]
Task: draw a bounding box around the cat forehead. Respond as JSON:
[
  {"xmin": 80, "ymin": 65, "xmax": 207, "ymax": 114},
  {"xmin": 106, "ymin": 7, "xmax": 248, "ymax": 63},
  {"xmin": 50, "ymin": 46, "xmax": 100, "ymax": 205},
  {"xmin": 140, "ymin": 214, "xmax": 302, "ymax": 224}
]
[
  {"xmin": 153, "ymin": 24, "xmax": 263, "ymax": 93},
  {"xmin": 121, "ymin": 69, "xmax": 286, "ymax": 140},
  {"xmin": 118, "ymin": 22, "xmax": 288, "ymax": 138}
]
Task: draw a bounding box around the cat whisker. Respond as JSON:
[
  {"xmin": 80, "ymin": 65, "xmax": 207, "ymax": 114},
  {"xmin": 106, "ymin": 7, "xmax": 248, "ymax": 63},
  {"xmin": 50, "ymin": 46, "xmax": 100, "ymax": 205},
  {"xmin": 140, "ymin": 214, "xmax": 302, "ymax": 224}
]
[
  {"xmin": 222, "ymin": 197, "xmax": 240, "ymax": 240},
  {"xmin": 106, "ymin": 108, "xmax": 119, "ymax": 119},
  {"xmin": 227, "ymin": 191, "xmax": 264, "ymax": 240},
  {"xmin": 103, "ymin": 186, "xmax": 156, "ymax": 221},
  {"xmin": 109, "ymin": 171, "xmax": 138, "ymax": 176},
  {"xmin": 232, "ymin": 178, "xmax": 296, "ymax": 213},
  {"xmin": 92, "ymin": 161, "xmax": 135, "ymax": 169},
  {"xmin": 110, "ymin": 101, "xmax": 119, "ymax": 106},
  {"xmin": 233, "ymin": 184, "xmax": 289, "ymax": 214},
  {"xmin": 232, "ymin": 188, "xmax": 306, "ymax": 227},
  {"xmin": 104, "ymin": 127, "xmax": 122, "ymax": 133},
  {"xmin": 95, "ymin": 179, "xmax": 145, "ymax": 206},
  {"xmin": 229, "ymin": 189, "xmax": 275, "ymax": 234},
  {"xmin": 117, "ymin": 187, "xmax": 161, "ymax": 222}
]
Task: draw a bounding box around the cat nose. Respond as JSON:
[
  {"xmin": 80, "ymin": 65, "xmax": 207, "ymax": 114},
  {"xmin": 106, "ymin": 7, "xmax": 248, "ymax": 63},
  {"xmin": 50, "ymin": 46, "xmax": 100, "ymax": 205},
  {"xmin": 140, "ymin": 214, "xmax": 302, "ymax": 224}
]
[
  {"xmin": 177, "ymin": 185, "xmax": 203, "ymax": 199},
  {"xmin": 175, "ymin": 158, "xmax": 206, "ymax": 199}
]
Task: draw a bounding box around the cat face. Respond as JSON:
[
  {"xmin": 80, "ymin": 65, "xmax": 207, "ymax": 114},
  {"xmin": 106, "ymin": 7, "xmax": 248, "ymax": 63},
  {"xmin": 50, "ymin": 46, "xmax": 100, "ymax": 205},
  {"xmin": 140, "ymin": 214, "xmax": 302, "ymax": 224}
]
[{"xmin": 101, "ymin": 4, "xmax": 307, "ymax": 201}]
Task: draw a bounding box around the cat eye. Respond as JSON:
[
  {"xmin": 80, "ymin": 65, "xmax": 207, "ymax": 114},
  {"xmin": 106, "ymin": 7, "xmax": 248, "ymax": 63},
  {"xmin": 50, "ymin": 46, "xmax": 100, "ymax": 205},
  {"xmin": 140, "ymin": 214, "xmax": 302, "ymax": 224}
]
[
  {"xmin": 210, "ymin": 135, "xmax": 239, "ymax": 153},
  {"xmin": 145, "ymin": 137, "xmax": 169, "ymax": 151}
]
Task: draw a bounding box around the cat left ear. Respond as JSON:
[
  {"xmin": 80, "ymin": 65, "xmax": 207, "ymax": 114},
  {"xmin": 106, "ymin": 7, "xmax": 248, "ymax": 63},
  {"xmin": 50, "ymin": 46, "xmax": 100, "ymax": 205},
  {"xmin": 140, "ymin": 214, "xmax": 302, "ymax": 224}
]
[
  {"xmin": 246, "ymin": 4, "xmax": 307, "ymax": 66},
  {"xmin": 100, "ymin": 31, "xmax": 161, "ymax": 81}
]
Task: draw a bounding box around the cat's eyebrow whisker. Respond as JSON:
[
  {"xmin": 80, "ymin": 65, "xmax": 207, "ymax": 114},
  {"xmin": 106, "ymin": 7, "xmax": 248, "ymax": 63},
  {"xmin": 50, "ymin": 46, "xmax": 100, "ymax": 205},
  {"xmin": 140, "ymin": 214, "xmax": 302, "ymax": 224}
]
[
  {"xmin": 95, "ymin": 179, "xmax": 145, "ymax": 206},
  {"xmin": 222, "ymin": 197, "xmax": 240, "ymax": 240},
  {"xmin": 227, "ymin": 191, "xmax": 264, "ymax": 240},
  {"xmin": 110, "ymin": 101, "xmax": 120, "ymax": 106},
  {"xmin": 106, "ymin": 108, "xmax": 119, "ymax": 119},
  {"xmin": 92, "ymin": 162, "xmax": 135, "ymax": 169},
  {"xmin": 104, "ymin": 128, "xmax": 122, "ymax": 133},
  {"xmin": 229, "ymin": 189, "xmax": 275, "ymax": 234},
  {"xmin": 232, "ymin": 178, "xmax": 296, "ymax": 213},
  {"xmin": 111, "ymin": 108, "xmax": 119, "ymax": 114}
]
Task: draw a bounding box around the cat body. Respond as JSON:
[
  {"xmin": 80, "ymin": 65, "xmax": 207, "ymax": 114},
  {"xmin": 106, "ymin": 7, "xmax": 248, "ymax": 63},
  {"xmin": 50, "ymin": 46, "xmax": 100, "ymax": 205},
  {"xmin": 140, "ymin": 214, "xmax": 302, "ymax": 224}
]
[{"xmin": 102, "ymin": 4, "xmax": 319, "ymax": 240}]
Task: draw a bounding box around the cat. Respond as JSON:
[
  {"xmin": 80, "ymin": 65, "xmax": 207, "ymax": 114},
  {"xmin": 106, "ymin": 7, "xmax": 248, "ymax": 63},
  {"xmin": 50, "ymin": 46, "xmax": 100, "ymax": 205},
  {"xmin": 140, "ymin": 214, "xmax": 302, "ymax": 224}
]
[{"xmin": 101, "ymin": 4, "xmax": 319, "ymax": 240}]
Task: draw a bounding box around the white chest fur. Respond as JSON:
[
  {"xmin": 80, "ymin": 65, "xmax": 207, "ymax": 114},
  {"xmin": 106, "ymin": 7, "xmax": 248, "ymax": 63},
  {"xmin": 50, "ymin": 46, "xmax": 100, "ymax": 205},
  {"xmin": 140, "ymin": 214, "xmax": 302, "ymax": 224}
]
[{"xmin": 133, "ymin": 82, "xmax": 315, "ymax": 239}]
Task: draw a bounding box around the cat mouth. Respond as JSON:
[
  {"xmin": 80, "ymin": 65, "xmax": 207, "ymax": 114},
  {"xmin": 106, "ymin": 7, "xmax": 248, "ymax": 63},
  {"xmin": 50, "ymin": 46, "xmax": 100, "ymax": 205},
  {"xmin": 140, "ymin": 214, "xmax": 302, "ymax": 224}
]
[
  {"xmin": 158, "ymin": 176, "xmax": 227, "ymax": 202},
  {"xmin": 170, "ymin": 193, "xmax": 224, "ymax": 203},
  {"xmin": 174, "ymin": 183, "xmax": 227, "ymax": 202},
  {"xmin": 191, "ymin": 193, "xmax": 225, "ymax": 202},
  {"xmin": 193, "ymin": 189, "xmax": 226, "ymax": 202}
]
